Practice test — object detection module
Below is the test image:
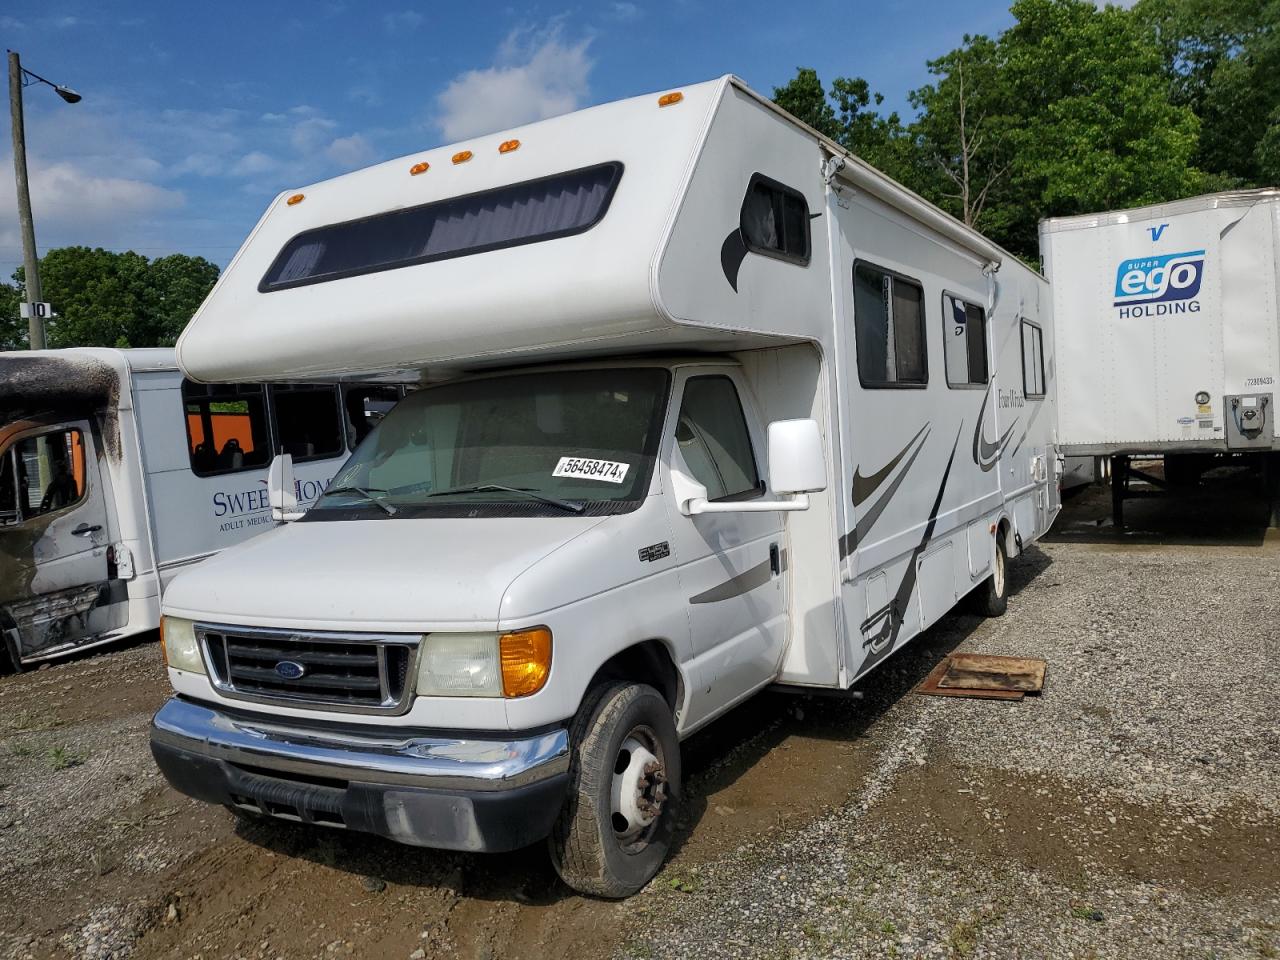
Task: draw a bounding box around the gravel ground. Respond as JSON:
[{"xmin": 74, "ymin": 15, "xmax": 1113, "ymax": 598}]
[
  {"xmin": 617, "ymin": 498, "xmax": 1280, "ymax": 959},
  {"xmin": 1, "ymin": 482, "xmax": 1277, "ymax": 960}
]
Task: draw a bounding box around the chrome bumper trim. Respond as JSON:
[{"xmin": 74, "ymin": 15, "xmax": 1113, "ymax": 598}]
[{"xmin": 150, "ymin": 698, "xmax": 569, "ymax": 792}]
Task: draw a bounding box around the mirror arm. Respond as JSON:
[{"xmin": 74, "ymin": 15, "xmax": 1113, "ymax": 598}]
[{"xmin": 686, "ymin": 493, "xmax": 810, "ymax": 515}]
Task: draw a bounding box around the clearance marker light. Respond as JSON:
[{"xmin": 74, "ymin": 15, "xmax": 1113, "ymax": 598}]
[
  {"xmin": 409, "ymin": 161, "xmax": 430, "ymax": 175},
  {"xmin": 658, "ymin": 91, "xmax": 683, "ymax": 107},
  {"xmin": 498, "ymin": 139, "xmax": 520, "ymax": 154},
  {"xmin": 286, "ymin": 193, "xmax": 305, "ymax": 206},
  {"xmin": 452, "ymin": 150, "xmax": 473, "ymax": 164}
]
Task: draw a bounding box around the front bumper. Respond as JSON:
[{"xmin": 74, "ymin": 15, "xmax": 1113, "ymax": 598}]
[{"xmin": 149, "ymin": 697, "xmax": 570, "ymax": 852}]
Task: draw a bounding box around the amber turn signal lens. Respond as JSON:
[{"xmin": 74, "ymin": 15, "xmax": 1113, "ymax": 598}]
[
  {"xmin": 658, "ymin": 91, "xmax": 683, "ymax": 107},
  {"xmin": 498, "ymin": 139, "xmax": 520, "ymax": 154},
  {"xmin": 499, "ymin": 627, "xmax": 552, "ymax": 698},
  {"xmin": 286, "ymin": 193, "xmax": 305, "ymax": 206},
  {"xmin": 452, "ymin": 150, "xmax": 473, "ymax": 164},
  {"xmin": 409, "ymin": 161, "xmax": 430, "ymax": 175}
]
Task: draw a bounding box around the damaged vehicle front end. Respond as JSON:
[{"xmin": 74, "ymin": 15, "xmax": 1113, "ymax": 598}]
[{"xmin": 0, "ymin": 355, "xmax": 128, "ymax": 670}]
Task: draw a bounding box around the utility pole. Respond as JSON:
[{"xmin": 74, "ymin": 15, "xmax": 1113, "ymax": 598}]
[{"xmin": 8, "ymin": 51, "xmax": 44, "ymax": 349}]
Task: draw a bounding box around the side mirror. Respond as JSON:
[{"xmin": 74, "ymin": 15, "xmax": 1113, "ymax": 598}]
[
  {"xmin": 268, "ymin": 453, "xmax": 303, "ymax": 522},
  {"xmin": 768, "ymin": 419, "xmax": 828, "ymax": 495}
]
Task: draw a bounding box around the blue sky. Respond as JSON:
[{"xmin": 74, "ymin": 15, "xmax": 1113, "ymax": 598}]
[{"xmin": 1, "ymin": 1, "xmax": 1024, "ymax": 281}]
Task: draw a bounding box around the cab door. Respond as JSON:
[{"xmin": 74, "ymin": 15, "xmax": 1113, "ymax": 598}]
[
  {"xmin": 662, "ymin": 370, "xmax": 787, "ymax": 728},
  {"xmin": 0, "ymin": 420, "xmax": 118, "ymax": 660}
]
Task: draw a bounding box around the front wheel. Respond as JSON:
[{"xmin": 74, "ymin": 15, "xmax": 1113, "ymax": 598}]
[
  {"xmin": 549, "ymin": 681, "xmax": 680, "ymax": 898},
  {"xmin": 970, "ymin": 534, "xmax": 1009, "ymax": 617}
]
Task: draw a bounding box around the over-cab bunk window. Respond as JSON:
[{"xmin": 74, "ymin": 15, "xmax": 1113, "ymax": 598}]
[
  {"xmin": 740, "ymin": 174, "xmax": 810, "ymax": 265},
  {"xmin": 853, "ymin": 261, "xmax": 928, "ymax": 388},
  {"xmin": 259, "ymin": 162, "xmax": 624, "ymax": 292},
  {"xmin": 942, "ymin": 294, "xmax": 989, "ymax": 387}
]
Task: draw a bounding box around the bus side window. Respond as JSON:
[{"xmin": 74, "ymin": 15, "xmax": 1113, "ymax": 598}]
[{"xmin": 182, "ymin": 380, "xmax": 271, "ymax": 477}]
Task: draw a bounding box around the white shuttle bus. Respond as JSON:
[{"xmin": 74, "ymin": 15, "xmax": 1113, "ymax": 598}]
[
  {"xmin": 150, "ymin": 77, "xmax": 1060, "ymax": 897},
  {"xmin": 0, "ymin": 347, "xmax": 402, "ymax": 669},
  {"xmin": 1040, "ymin": 189, "xmax": 1280, "ymax": 523}
]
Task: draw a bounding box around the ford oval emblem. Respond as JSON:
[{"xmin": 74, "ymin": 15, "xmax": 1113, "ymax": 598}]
[{"xmin": 274, "ymin": 660, "xmax": 306, "ymax": 680}]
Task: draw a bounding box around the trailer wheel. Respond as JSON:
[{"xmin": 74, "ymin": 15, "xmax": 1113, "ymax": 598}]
[
  {"xmin": 970, "ymin": 535, "xmax": 1008, "ymax": 617},
  {"xmin": 549, "ymin": 681, "xmax": 680, "ymax": 899}
]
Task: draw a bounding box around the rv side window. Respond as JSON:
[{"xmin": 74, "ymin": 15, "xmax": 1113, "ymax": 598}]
[
  {"xmin": 270, "ymin": 384, "xmax": 345, "ymax": 463},
  {"xmin": 942, "ymin": 294, "xmax": 989, "ymax": 387},
  {"xmin": 675, "ymin": 376, "xmax": 763, "ymax": 502},
  {"xmin": 1021, "ymin": 320, "xmax": 1046, "ymax": 398},
  {"xmin": 740, "ymin": 174, "xmax": 810, "ymax": 265},
  {"xmin": 260, "ymin": 162, "xmax": 623, "ymax": 292},
  {"xmin": 853, "ymin": 262, "xmax": 928, "ymax": 387},
  {"xmin": 2, "ymin": 428, "xmax": 87, "ymax": 522},
  {"xmin": 182, "ymin": 381, "xmax": 271, "ymax": 477}
]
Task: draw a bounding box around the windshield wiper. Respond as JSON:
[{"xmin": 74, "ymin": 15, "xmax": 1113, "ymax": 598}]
[
  {"xmin": 427, "ymin": 483, "xmax": 585, "ymax": 514},
  {"xmin": 322, "ymin": 484, "xmax": 397, "ymax": 516}
]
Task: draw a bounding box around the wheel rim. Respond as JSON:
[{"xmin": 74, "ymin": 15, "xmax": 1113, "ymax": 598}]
[
  {"xmin": 993, "ymin": 542, "xmax": 1006, "ymax": 597},
  {"xmin": 610, "ymin": 725, "xmax": 668, "ymax": 850}
]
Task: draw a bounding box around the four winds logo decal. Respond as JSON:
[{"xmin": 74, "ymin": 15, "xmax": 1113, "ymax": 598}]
[{"xmin": 973, "ymin": 383, "xmax": 1016, "ymax": 471}]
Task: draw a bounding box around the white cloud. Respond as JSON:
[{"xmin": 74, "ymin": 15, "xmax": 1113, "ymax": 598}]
[
  {"xmin": 0, "ymin": 159, "xmax": 184, "ymax": 259},
  {"xmin": 435, "ymin": 25, "xmax": 594, "ymax": 141},
  {"xmin": 609, "ymin": 3, "xmax": 642, "ymax": 21},
  {"xmin": 230, "ymin": 151, "xmax": 277, "ymax": 176},
  {"xmin": 384, "ymin": 10, "xmax": 424, "ymax": 32},
  {"xmin": 325, "ymin": 133, "xmax": 374, "ymax": 169}
]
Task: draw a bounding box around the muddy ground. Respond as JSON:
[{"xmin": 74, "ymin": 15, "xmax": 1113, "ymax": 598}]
[{"xmin": 1, "ymin": 470, "xmax": 1277, "ymax": 960}]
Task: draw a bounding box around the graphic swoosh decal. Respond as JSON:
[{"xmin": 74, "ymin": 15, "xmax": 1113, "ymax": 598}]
[
  {"xmin": 853, "ymin": 423, "xmax": 931, "ymax": 506},
  {"xmin": 839, "ymin": 428, "xmax": 931, "ymax": 559},
  {"xmin": 689, "ymin": 554, "xmax": 779, "ymax": 604},
  {"xmin": 973, "ymin": 383, "xmax": 1016, "ymax": 472},
  {"xmin": 858, "ymin": 422, "xmax": 963, "ymax": 675},
  {"xmin": 720, "ymin": 229, "xmax": 747, "ymax": 292},
  {"xmin": 1010, "ymin": 355, "xmax": 1054, "ymax": 457}
]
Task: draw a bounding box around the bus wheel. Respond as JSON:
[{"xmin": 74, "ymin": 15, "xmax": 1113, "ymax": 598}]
[
  {"xmin": 549, "ymin": 681, "xmax": 680, "ymax": 899},
  {"xmin": 971, "ymin": 535, "xmax": 1009, "ymax": 617}
]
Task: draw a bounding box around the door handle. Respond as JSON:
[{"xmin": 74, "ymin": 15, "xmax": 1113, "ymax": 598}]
[
  {"xmin": 769, "ymin": 542, "xmax": 781, "ymax": 576},
  {"xmin": 71, "ymin": 523, "xmax": 102, "ymax": 537}
]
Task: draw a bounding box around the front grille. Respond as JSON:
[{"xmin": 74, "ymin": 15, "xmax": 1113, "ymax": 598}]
[{"xmin": 199, "ymin": 625, "xmax": 417, "ymax": 714}]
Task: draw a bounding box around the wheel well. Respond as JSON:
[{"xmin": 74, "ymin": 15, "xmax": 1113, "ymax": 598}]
[
  {"xmin": 997, "ymin": 517, "xmax": 1014, "ymax": 557},
  {"xmin": 586, "ymin": 640, "xmax": 682, "ymax": 713}
]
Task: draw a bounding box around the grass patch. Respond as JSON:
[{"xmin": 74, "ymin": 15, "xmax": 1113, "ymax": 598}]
[{"xmin": 46, "ymin": 745, "xmax": 85, "ymax": 770}]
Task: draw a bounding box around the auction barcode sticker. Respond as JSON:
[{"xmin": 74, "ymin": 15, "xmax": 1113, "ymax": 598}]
[{"xmin": 553, "ymin": 457, "xmax": 630, "ymax": 484}]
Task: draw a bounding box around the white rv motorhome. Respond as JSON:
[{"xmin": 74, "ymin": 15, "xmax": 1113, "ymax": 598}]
[
  {"xmin": 150, "ymin": 76, "xmax": 1060, "ymax": 897},
  {"xmin": 0, "ymin": 347, "xmax": 403, "ymax": 669},
  {"xmin": 1040, "ymin": 189, "xmax": 1280, "ymax": 523}
]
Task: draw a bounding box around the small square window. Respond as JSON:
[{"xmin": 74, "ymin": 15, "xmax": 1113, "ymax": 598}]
[
  {"xmin": 1021, "ymin": 320, "xmax": 1046, "ymax": 398},
  {"xmin": 740, "ymin": 174, "xmax": 811, "ymax": 265}
]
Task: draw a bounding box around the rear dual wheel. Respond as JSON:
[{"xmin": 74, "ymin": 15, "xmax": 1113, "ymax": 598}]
[{"xmin": 549, "ymin": 681, "xmax": 680, "ymax": 899}]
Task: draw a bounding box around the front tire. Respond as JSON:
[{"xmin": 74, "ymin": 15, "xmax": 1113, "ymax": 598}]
[
  {"xmin": 971, "ymin": 534, "xmax": 1009, "ymax": 617},
  {"xmin": 549, "ymin": 682, "xmax": 680, "ymax": 899}
]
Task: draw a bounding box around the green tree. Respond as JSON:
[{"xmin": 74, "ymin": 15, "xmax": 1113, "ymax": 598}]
[
  {"xmin": 1136, "ymin": 0, "xmax": 1280, "ymax": 185},
  {"xmin": 0, "ymin": 282, "xmax": 24, "ymax": 351},
  {"xmin": 910, "ymin": 0, "xmax": 1204, "ymax": 257},
  {"xmin": 9, "ymin": 247, "xmax": 219, "ymax": 350},
  {"xmin": 772, "ymin": 68, "xmax": 914, "ymax": 183}
]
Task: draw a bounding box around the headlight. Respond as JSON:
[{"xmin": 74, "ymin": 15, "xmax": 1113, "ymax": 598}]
[
  {"xmin": 417, "ymin": 633, "xmax": 502, "ymax": 697},
  {"xmin": 416, "ymin": 628, "xmax": 552, "ymax": 698},
  {"xmin": 160, "ymin": 616, "xmax": 206, "ymax": 675}
]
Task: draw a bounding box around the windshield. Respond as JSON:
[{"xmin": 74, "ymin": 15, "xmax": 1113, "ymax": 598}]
[{"xmin": 307, "ymin": 368, "xmax": 670, "ymax": 519}]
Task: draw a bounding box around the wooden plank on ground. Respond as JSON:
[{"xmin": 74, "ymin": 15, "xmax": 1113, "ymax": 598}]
[{"xmin": 937, "ymin": 653, "xmax": 1047, "ymax": 693}]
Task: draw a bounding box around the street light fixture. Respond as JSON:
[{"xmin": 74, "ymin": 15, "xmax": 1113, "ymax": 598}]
[{"xmin": 7, "ymin": 50, "xmax": 82, "ymax": 350}]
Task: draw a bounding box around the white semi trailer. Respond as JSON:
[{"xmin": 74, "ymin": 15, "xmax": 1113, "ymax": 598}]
[
  {"xmin": 0, "ymin": 348, "xmax": 402, "ymax": 669},
  {"xmin": 1040, "ymin": 189, "xmax": 1280, "ymax": 525},
  {"xmin": 149, "ymin": 76, "xmax": 1060, "ymax": 897}
]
